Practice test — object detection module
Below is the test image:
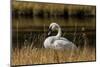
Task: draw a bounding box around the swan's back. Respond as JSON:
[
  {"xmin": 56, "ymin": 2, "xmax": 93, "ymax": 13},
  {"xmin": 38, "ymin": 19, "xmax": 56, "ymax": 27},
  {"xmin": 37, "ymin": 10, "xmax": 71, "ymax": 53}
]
[
  {"xmin": 44, "ymin": 36, "xmax": 77, "ymax": 50},
  {"xmin": 54, "ymin": 37, "xmax": 77, "ymax": 50}
]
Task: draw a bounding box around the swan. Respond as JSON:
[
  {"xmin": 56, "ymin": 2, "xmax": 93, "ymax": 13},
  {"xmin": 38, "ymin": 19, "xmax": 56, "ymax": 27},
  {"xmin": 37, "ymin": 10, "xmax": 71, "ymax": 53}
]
[{"xmin": 44, "ymin": 22, "xmax": 77, "ymax": 50}]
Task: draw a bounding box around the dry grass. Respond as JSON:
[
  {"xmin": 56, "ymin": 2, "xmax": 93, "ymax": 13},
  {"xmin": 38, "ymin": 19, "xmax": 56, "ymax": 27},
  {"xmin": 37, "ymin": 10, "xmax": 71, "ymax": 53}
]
[
  {"xmin": 11, "ymin": 24, "xmax": 96, "ymax": 66},
  {"xmin": 11, "ymin": 1, "xmax": 96, "ymax": 65},
  {"xmin": 11, "ymin": 45, "xmax": 96, "ymax": 66}
]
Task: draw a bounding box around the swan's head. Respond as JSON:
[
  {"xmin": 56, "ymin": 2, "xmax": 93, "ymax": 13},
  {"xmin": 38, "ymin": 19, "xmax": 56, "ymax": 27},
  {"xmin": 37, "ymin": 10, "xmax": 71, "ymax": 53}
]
[{"xmin": 48, "ymin": 23, "xmax": 59, "ymax": 36}]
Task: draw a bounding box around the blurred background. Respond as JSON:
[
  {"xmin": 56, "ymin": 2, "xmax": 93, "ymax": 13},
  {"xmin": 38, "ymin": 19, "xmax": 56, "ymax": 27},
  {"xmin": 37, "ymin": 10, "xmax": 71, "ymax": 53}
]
[{"xmin": 12, "ymin": 0, "xmax": 96, "ymax": 49}]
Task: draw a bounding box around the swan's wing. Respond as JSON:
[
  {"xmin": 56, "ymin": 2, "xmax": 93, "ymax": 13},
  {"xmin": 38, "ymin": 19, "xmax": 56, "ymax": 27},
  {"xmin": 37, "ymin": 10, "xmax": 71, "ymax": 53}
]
[
  {"xmin": 54, "ymin": 39, "xmax": 76, "ymax": 50},
  {"xmin": 60, "ymin": 37, "xmax": 70, "ymax": 41}
]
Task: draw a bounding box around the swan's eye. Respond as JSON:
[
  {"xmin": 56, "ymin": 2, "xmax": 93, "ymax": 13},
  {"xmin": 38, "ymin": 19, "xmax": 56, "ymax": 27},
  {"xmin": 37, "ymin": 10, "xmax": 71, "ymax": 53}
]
[
  {"xmin": 48, "ymin": 27, "xmax": 52, "ymax": 35},
  {"xmin": 48, "ymin": 27, "xmax": 52, "ymax": 32}
]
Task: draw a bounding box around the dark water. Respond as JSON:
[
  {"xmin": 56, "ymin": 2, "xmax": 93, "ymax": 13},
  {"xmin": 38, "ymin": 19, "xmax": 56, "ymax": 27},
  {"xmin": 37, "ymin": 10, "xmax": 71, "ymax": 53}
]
[{"xmin": 12, "ymin": 17, "xmax": 96, "ymax": 49}]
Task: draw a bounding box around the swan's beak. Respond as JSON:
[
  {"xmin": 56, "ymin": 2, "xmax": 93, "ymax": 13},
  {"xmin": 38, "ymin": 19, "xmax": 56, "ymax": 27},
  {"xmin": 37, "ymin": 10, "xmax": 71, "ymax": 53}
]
[{"xmin": 48, "ymin": 28, "xmax": 52, "ymax": 36}]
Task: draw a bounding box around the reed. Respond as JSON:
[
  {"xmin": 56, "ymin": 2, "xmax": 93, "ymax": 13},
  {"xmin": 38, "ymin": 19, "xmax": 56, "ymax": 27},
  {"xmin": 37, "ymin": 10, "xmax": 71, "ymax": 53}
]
[
  {"xmin": 11, "ymin": 27, "xmax": 96, "ymax": 66},
  {"xmin": 11, "ymin": 45, "xmax": 95, "ymax": 66},
  {"xmin": 11, "ymin": 0, "xmax": 96, "ymax": 66}
]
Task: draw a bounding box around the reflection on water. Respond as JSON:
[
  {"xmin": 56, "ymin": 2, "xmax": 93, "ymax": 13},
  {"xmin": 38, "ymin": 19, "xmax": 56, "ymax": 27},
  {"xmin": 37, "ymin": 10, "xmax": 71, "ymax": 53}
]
[
  {"xmin": 12, "ymin": 17, "xmax": 95, "ymax": 30},
  {"xmin": 12, "ymin": 17, "xmax": 96, "ymax": 49}
]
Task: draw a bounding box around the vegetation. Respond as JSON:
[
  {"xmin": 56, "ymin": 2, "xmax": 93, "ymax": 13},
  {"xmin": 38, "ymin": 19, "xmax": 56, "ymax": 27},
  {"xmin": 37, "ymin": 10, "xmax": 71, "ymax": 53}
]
[
  {"xmin": 11, "ymin": 45, "xmax": 95, "ymax": 66},
  {"xmin": 11, "ymin": 28, "xmax": 96, "ymax": 66},
  {"xmin": 11, "ymin": 0, "xmax": 96, "ymax": 66}
]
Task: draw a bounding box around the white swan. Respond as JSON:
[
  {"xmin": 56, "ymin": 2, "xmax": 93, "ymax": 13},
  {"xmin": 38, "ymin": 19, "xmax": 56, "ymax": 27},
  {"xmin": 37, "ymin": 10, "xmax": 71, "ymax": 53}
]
[{"xmin": 44, "ymin": 23, "xmax": 77, "ymax": 50}]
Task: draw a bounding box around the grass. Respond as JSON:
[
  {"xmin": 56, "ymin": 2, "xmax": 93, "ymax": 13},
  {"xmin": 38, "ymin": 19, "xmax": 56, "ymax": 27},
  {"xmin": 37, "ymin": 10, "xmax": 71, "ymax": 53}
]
[
  {"xmin": 11, "ymin": 45, "xmax": 95, "ymax": 66},
  {"xmin": 11, "ymin": 21, "xmax": 96, "ymax": 65},
  {"xmin": 11, "ymin": 1, "xmax": 96, "ymax": 65},
  {"xmin": 11, "ymin": 29, "xmax": 96, "ymax": 66}
]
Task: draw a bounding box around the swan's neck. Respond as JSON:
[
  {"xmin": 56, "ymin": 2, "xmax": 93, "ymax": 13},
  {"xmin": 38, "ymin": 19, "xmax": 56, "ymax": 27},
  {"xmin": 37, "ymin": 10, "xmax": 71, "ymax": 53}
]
[{"xmin": 56, "ymin": 26, "xmax": 62, "ymax": 38}]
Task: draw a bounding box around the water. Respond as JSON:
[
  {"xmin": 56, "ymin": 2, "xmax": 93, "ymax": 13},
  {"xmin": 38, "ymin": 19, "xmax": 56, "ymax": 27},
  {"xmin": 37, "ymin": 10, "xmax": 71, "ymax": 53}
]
[{"xmin": 12, "ymin": 17, "xmax": 96, "ymax": 49}]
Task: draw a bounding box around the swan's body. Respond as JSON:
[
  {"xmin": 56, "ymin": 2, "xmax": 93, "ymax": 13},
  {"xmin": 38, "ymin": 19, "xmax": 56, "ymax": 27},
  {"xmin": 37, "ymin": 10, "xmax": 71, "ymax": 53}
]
[{"xmin": 44, "ymin": 23, "xmax": 77, "ymax": 50}]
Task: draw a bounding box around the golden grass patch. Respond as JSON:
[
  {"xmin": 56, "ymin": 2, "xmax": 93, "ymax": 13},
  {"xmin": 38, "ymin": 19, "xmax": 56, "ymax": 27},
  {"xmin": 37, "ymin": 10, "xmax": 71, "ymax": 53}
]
[{"xmin": 11, "ymin": 46, "xmax": 95, "ymax": 66}]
